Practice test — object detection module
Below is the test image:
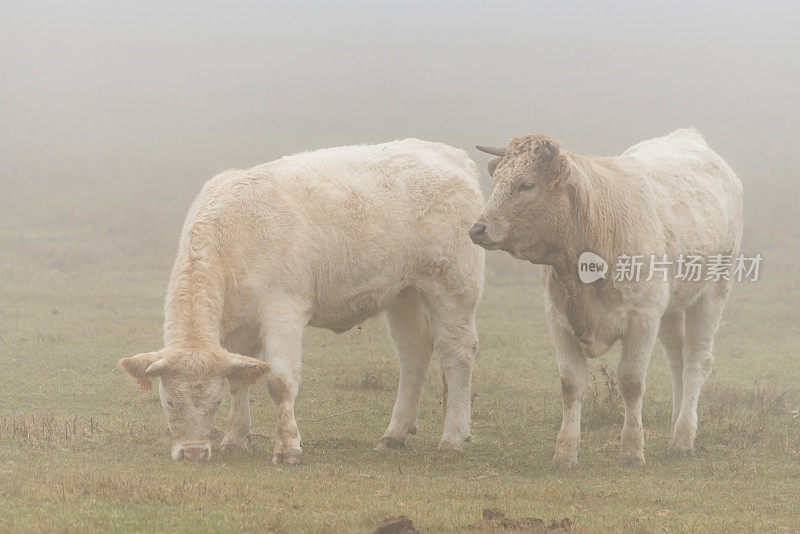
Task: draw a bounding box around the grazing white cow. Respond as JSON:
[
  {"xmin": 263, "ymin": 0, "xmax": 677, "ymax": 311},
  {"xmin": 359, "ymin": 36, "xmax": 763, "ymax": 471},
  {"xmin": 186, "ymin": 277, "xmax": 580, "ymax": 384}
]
[
  {"xmin": 471, "ymin": 129, "xmax": 742, "ymax": 468},
  {"xmin": 120, "ymin": 139, "xmax": 485, "ymax": 463}
]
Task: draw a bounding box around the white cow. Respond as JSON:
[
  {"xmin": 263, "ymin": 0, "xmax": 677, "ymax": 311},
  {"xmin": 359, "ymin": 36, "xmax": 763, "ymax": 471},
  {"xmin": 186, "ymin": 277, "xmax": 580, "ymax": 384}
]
[
  {"xmin": 120, "ymin": 139, "xmax": 485, "ymax": 462},
  {"xmin": 471, "ymin": 129, "xmax": 742, "ymax": 468}
]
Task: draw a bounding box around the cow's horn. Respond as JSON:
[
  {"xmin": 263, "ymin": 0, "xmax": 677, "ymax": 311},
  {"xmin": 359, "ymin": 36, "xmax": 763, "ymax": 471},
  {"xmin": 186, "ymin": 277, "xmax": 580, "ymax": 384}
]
[{"xmin": 476, "ymin": 145, "xmax": 507, "ymax": 157}]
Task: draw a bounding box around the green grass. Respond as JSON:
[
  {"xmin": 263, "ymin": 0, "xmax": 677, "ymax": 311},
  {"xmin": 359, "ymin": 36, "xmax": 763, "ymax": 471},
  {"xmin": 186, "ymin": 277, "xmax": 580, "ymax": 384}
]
[{"xmin": 1, "ymin": 183, "xmax": 799, "ymax": 532}]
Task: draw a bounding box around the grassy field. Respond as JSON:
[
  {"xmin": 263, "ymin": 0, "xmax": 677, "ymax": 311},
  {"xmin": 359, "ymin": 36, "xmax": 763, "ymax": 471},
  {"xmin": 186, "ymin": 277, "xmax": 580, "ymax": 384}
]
[{"xmin": 1, "ymin": 174, "xmax": 799, "ymax": 533}]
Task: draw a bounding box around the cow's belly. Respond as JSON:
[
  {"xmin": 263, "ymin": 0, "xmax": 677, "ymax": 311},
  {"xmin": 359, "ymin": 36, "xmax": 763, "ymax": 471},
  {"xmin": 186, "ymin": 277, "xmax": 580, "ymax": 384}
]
[
  {"xmin": 308, "ymin": 284, "xmax": 404, "ymax": 333},
  {"xmin": 308, "ymin": 307, "xmax": 380, "ymax": 333}
]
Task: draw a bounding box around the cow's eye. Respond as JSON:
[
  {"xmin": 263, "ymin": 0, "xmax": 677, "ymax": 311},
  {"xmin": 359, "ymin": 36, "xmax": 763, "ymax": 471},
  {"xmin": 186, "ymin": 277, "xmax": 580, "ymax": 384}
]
[{"xmin": 518, "ymin": 181, "xmax": 535, "ymax": 191}]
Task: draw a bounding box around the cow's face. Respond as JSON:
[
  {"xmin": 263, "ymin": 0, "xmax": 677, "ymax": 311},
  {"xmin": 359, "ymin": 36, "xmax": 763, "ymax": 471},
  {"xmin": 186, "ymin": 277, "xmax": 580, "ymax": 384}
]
[
  {"xmin": 471, "ymin": 135, "xmax": 570, "ymax": 263},
  {"xmin": 119, "ymin": 349, "xmax": 270, "ymax": 461}
]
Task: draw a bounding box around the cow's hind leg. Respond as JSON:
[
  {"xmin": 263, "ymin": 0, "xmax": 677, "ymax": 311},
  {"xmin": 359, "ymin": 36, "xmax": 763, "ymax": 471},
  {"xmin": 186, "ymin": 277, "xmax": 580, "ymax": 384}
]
[
  {"xmin": 375, "ymin": 287, "xmax": 434, "ymax": 450},
  {"xmin": 618, "ymin": 314, "xmax": 659, "ymax": 467},
  {"xmin": 425, "ymin": 295, "xmax": 479, "ymax": 452},
  {"xmin": 220, "ymin": 326, "xmax": 263, "ymax": 452},
  {"xmin": 669, "ymin": 282, "xmax": 730, "ymax": 456},
  {"xmin": 658, "ymin": 311, "xmax": 685, "ymax": 433},
  {"xmin": 549, "ymin": 320, "xmax": 588, "ymax": 471},
  {"xmin": 262, "ymin": 302, "xmax": 306, "ymax": 465}
]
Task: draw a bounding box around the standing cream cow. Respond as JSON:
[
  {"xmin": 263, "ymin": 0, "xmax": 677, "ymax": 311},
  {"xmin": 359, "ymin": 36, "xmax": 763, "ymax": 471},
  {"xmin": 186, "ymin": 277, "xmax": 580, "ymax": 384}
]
[
  {"xmin": 471, "ymin": 129, "xmax": 742, "ymax": 468},
  {"xmin": 120, "ymin": 139, "xmax": 485, "ymax": 462}
]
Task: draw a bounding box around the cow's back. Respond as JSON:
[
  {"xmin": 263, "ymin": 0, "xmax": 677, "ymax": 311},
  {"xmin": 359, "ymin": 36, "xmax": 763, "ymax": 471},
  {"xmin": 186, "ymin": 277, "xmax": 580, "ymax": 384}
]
[
  {"xmin": 192, "ymin": 140, "xmax": 484, "ymax": 331},
  {"xmin": 621, "ymin": 128, "xmax": 743, "ymax": 257},
  {"xmin": 255, "ymin": 139, "xmax": 483, "ymax": 261}
]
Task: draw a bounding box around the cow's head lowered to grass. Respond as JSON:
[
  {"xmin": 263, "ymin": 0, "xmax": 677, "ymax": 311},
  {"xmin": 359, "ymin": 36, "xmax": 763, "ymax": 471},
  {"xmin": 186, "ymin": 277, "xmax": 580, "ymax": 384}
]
[
  {"xmin": 119, "ymin": 348, "xmax": 270, "ymax": 461},
  {"xmin": 470, "ymin": 135, "xmax": 574, "ymax": 264}
]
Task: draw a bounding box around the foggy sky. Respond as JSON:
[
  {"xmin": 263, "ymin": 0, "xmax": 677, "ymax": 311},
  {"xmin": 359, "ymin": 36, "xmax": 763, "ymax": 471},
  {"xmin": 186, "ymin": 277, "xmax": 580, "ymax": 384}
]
[{"xmin": 1, "ymin": 1, "xmax": 798, "ymax": 260}]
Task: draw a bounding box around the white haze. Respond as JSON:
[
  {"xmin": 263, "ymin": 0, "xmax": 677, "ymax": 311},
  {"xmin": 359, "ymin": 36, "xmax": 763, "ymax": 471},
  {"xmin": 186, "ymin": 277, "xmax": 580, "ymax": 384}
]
[{"xmin": 1, "ymin": 1, "xmax": 798, "ymax": 273}]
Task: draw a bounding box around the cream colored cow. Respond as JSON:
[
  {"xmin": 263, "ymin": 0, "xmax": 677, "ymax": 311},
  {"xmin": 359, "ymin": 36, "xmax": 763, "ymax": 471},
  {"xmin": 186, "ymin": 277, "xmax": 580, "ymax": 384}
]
[
  {"xmin": 120, "ymin": 139, "xmax": 485, "ymax": 463},
  {"xmin": 471, "ymin": 129, "xmax": 742, "ymax": 468}
]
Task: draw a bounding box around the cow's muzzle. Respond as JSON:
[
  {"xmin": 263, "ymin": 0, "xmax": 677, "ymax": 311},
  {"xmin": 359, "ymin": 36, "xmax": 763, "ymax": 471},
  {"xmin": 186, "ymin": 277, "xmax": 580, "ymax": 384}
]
[
  {"xmin": 470, "ymin": 222, "xmax": 506, "ymax": 249},
  {"xmin": 469, "ymin": 223, "xmax": 487, "ymax": 243}
]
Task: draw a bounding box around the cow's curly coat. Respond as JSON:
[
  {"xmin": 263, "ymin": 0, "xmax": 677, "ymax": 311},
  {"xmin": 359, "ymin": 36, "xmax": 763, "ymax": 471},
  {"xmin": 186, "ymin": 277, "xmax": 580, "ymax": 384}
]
[{"xmin": 121, "ymin": 139, "xmax": 485, "ymax": 462}]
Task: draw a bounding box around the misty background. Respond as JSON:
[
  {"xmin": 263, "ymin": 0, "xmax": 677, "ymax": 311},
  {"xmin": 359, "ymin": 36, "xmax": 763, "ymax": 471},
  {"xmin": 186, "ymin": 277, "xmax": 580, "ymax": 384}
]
[{"xmin": 1, "ymin": 1, "xmax": 798, "ymax": 284}]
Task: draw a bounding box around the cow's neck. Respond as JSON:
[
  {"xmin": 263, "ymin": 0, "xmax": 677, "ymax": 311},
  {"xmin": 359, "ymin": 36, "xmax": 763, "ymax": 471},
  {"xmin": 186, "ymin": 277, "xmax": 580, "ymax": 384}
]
[
  {"xmin": 564, "ymin": 153, "xmax": 629, "ymax": 268},
  {"xmin": 163, "ymin": 225, "xmax": 225, "ymax": 348},
  {"xmin": 546, "ymin": 154, "xmax": 626, "ymax": 343}
]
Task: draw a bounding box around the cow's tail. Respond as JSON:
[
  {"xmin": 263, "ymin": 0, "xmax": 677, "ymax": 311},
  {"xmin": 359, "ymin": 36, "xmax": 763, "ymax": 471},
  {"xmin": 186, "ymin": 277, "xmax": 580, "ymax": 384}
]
[{"xmin": 440, "ymin": 359, "xmax": 448, "ymax": 418}]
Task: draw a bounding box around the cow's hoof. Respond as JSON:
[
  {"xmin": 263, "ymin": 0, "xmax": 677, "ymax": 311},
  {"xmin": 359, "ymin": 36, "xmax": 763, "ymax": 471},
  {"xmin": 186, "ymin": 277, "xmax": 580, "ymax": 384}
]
[
  {"xmin": 668, "ymin": 433, "xmax": 695, "ymax": 457},
  {"xmin": 273, "ymin": 448, "xmax": 302, "ymax": 465},
  {"xmin": 551, "ymin": 457, "xmax": 578, "ymax": 472},
  {"xmin": 374, "ymin": 436, "xmax": 405, "ymax": 451},
  {"xmin": 667, "ymin": 443, "xmax": 695, "ymax": 458},
  {"xmin": 619, "ymin": 453, "xmax": 646, "ymax": 467},
  {"xmin": 407, "ymin": 425, "xmax": 417, "ymax": 435},
  {"xmin": 220, "ymin": 434, "xmax": 248, "ymax": 452},
  {"xmin": 437, "ymin": 438, "xmax": 465, "ymax": 452}
]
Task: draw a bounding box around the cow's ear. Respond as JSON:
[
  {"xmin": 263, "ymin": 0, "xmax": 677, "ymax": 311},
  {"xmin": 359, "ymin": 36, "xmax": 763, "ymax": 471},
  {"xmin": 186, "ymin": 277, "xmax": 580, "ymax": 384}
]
[
  {"xmin": 119, "ymin": 352, "xmax": 162, "ymax": 390},
  {"xmin": 549, "ymin": 154, "xmax": 572, "ymax": 189},
  {"xmin": 224, "ymin": 355, "xmax": 271, "ymax": 386}
]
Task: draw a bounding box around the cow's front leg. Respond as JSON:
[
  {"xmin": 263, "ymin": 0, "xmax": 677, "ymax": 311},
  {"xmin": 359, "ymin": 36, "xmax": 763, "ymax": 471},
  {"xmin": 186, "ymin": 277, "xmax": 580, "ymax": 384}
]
[
  {"xmin": 220, "ymin": 327, "xmax": 261, "ymax": 452},
  {"xmin": 549, "ymin": 320, "xmax": 588, "ymax": 471},
  {"xmin": 618, "ymin": 313, "xmax": 659, "ymax": 467},
  {"xmin": 221, "ymin": 379, "xmax": 250, "ymax": 451},
  {"xmin": 263, "ymin": 306, "xmax": 305, "ymax": 465}
]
